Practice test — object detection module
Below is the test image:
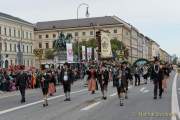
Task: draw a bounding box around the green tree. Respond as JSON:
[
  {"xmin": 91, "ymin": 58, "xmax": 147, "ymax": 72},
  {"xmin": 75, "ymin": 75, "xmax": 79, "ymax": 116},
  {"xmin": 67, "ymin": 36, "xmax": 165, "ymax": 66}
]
[
  {"xmin": 173, "ymin": 57, "xmax": 178, "ymax": 65},
  {"xmin": 110, "ymin": 38, "xmax": 129, "ymax": 59},
  {"xmin": 73, "ymin": 39, "xmax": 97, "ymax": 56},
  {"xmin": 110, "ymin": 38, "xmax": 126, "ymax": 52},
  {"xmin": 44, "ymin": 49, "xmax": 55, "ymax": 60}
]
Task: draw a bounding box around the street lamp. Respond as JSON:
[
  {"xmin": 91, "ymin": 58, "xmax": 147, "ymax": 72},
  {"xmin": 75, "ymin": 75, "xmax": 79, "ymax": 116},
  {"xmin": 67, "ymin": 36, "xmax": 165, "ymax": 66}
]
[
  {"xmin": 77, "ymin": 3, "xmax": 90, "ymax": 20},
  {"xmin": 76, "ymin": 3, "xmax": 90, "ymax": 62}
]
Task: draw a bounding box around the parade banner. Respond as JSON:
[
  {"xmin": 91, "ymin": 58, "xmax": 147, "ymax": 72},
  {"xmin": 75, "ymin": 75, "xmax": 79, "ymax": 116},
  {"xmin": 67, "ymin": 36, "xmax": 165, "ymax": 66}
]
[
  {"xmin": 101, "ymin": 32, "xmax": 112, "ymax": 58},
  {"xmin": 66, "ymin": 43, "xmax": 73, "ymax": 62},
  {"xmin": 87, "ymin": 47, "xmax": 92, "ymax": 60},
  {"xmin": 89, "ymin": 47, "xmax": 92, "ymax": 60},
  {"xmin": 82, "ymin": 46, "xmax": 86, "ymax": 60}
]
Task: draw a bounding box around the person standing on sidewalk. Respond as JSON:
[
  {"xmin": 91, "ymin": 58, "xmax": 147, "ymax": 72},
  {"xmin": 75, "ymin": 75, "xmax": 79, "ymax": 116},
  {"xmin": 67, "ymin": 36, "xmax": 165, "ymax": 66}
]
[
  {"xmin": 16, "ymin": 66, "xmax": 28, "ymax": 103},
  {"xmin": 60, "ymin": 63, "xmax": 73, "ymax": 101}
]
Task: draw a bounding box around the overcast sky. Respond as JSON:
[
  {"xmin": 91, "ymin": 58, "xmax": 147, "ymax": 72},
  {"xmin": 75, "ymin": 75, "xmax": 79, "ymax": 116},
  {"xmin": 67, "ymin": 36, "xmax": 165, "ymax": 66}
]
[{"xmin": 0, "ymin": 0, "xmax": 179, "ymax": 57}]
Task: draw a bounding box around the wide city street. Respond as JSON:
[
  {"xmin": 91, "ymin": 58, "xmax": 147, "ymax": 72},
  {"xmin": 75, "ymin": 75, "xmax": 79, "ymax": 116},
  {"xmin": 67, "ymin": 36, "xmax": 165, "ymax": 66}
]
[{"xmin": 0, "ymin": 71, "xmax": 179, "ymax": 120}]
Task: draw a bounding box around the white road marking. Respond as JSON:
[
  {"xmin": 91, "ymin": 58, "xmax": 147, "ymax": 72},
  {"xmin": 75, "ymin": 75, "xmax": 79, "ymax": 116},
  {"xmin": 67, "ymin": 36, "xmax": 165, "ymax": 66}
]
[
  {"xmin": 0, "ymin": 93, "xmax": 20, "ymax": 99},
  {"xmin": 0, "ymin": 87, "xmax": 63, "ymax": 100},
  {"xmin": 143, "ymin": 90, "xmax": 149, "ymax": 93},
  {"xmin": 110, "ymin": 93, "xmax": 117, "ymax": 97},
  {"xmin": 171, "ymin": 73, "xmax": 180, "ymax": 120},
  {"xmin": 140, "ymin": 87, "xmax": 146, "ymax": 92},
  {"xmin": 81, "ymin": 101, "xmax": 101, "ymax": 111},
  {"xmin": 0, "ymin": 89, "xmax": 87, "ymax": 115},
  {"xmin": 128, "ymin": 85, "xmax": 133, "ymax": 89}
]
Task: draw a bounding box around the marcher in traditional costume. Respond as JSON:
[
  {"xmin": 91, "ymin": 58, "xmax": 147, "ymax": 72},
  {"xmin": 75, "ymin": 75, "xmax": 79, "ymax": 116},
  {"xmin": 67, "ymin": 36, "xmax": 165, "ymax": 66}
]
[
  {"xmin": 151, "ymin": 58, "xmax": 164, "ymax": 99},
  {"xmin": 16, "ymin": 66, "xmax": 28, "ymax": 103},
  {"xmin": 60, "ymin": 63, "xmax": 73, "ymax": 101},
  {"xmin": 115, "ymin": 64, "xmax": 127, "ymax": 106},
  {"xmin": 41, "ymin": 71, "xmax": 50, "ymax": 107},
  {"xmin": 87, "ymin": 66, "xmax": 97, "ymax": 94},
  {"xmin": 49, "ymin": 71, "xmax": 56, "ymax": 96}
]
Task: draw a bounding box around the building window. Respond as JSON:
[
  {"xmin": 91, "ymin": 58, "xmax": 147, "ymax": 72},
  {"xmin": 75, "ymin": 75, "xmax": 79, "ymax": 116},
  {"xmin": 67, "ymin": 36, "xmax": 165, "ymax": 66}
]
[
  {"xmin": 114, "ymin": 29, "xmax": 117, "ymax": 33},
  {"xmin": 10, "ymin": 44, "xmax": 12, "ymax": 52},
  {"xmin": 45, "ymin": 34, "xmax": 49, "ymax": 38},
  {"xmin": 0, "ymin": 43, "xmax": 2, "ymax": 51},
  {"xmin": 22, "ymin": 31, "xmax": 24, "ymax": 38},
  {"xmin": 14, "ymin": 44, "xmax": 16, "ymax": 52},
  {"xmin": 4, "ymin": 42, "xmax": 7, "ymax": 51},
  {"xmin": 27, "ymin": 60, "xmax": 29, "ymax": 67},
  {"xmin": 24, "ymin": 60, "xmax": 25, "ymax": 66},
  {"xmin": 53, "ymin": 34, "xmax": 56, "ymax": 38},
  {"xmin": 39, "ymin": 35, "xmax": 42, "ymax": 39},
  {"xmin": 26, "ymin": 32, "xmax": 28, "ymax": 39},
  {"xmin": 30, "ymin": 32, "xmax": 32, "ymax": 39},
  {"xmin": 27, "ymin": 46, "xmax": 28, "ymax": 53},
  {"xmin": 90, "ymin": 31, "xmax": 93, "ymax": 35},
  {"xmin": 31, "ymin": 59, "xmax": 33, "ymax": 66},
  {"xmin": 31, "ymin": 46, "xmax": 32, "ymax": 53},
  {"xmin": 0, "ymin": 26, "xmax": 1, "ymax": 35},
  {"xmin": 23, "ymin": 45, "xmax": 24, "ymax": 52},
  {"xmin": 10, "ymin": 60, "xmax": 13, "ymax": 65},
  {"xmin": 4, "ymin": 27, "xmax": 7, "ymax": 36},
  {"xmin": 126, "ymin": 32, "xmax": 129, "ymax": 35},
  {"xmin": 45, "ymin": 43, "xmax": 49, "ymax": 49},
  {"xmin": 39, "ymin": 43, "xmax": 42, "ymax": 48},
  {"xmin": 75, "ymin": 32, "xmax": 78, "ymax": 36},
  {"xmin": 82, "ymin": 32, "xmax": 86, "ymax": 36},
  {"xmin": 18, "ymin": 30, "xmax": 20, "ymax": 38},
  {"xmin": 14, "ymin": 29, "xmax": 16, "ymax": 37}
]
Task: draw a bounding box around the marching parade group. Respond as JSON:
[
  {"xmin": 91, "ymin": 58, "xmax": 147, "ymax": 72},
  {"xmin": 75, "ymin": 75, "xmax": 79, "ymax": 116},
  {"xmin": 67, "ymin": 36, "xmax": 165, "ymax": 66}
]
[{"xmin": 0, "ymin": 57, "xmax": 174, "ymax": 107}]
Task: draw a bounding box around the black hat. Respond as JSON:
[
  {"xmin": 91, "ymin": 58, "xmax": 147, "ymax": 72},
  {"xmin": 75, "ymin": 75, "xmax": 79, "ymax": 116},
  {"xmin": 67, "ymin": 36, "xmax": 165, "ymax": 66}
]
[
  {"xmin": 64, "ymin": 62, "xmax": 70, "ymax": 68},
  {"xmin": 154, "ymin": 57, "xmax": 159, "ymax": 62}
]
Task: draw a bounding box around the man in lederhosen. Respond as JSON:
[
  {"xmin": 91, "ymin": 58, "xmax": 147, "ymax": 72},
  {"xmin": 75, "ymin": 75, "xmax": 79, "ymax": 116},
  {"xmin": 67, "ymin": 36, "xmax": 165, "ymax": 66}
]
[
  {"xmin": 101, "ymin": 65, "xmax": 109, "ymax": 100},
  {"xmin": 16, "ymin": 66, "xmax": 28, "ymax": 103},
  {"xmin": 115, "ymin": 64, "xmax": 127, "ymax": 106},
  {"xmin": 61, "ymin": 63, "xmax": 73, "ymax": 101},
  {"xmin": 151, "ymin": 57, "xmax": 164, "ymax": 99}
]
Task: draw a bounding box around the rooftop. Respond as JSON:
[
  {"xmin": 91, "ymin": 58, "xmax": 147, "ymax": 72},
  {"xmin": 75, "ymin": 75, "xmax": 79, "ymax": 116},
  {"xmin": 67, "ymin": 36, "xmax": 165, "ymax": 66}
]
[
  {"xmin": 35, "ymin": 16, "xmax": 125, "ymax": 31},
  {"xmin": 0, "ymin": 12, "xmax": 33, "ymax": 25}
]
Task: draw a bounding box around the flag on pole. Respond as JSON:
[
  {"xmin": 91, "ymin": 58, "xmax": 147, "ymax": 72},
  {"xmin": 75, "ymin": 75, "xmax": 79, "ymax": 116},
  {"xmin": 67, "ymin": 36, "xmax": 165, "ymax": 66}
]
[
  {"xmin": 82, "ymin": 46, "xmax": 86, "ymax": 60},
  {"xmin": 66, "ymin": 43, "xmax": 73, "ymax": 62}
]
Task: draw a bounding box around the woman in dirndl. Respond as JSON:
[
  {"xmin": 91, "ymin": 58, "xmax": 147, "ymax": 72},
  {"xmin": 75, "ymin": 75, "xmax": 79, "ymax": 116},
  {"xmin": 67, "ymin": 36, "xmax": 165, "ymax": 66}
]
[
  {"xmin": 87, "ymin": 66, "xmax": 97, "ymax": 94},
  {"xmin": 49, "ymin": 71, "xmax": 56, "ymax": 96},
  {"xmin": 162, "ymin": 63, "xmax": 170, "ymax": 93}
]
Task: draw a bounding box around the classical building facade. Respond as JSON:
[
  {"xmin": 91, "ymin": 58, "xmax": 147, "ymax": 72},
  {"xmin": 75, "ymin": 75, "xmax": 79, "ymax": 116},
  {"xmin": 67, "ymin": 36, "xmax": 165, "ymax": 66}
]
[
  {"xmin": 142, "ymin": 36, "xmax": 149, "ymax": 59},
  {"xmin": 0, "ymin": 12, "xmax": 172, "ymax": 67},
  {"xmin": 0, "ymin": 12, "xmax": 35, "ymax": 68},
  {"xmin": 34, "ymin": 16, "xmax": 170, "ymax": 64},
  {"xmin": 34, "ymin": 16, "xmax": 134, "ymax": 63}
]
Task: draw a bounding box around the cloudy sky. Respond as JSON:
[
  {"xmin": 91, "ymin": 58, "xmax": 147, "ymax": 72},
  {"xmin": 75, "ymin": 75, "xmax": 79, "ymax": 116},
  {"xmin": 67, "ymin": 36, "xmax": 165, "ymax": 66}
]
[{"xmin": 0, "ymin": 0, "xmax": 179, "ymax": 56}]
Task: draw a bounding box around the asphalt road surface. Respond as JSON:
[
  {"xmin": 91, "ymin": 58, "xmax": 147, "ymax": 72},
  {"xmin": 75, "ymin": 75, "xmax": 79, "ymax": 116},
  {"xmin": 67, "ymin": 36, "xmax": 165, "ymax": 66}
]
[{"xmin": 0, "ymin": 70, "xmax": 179, "ymax": 120}]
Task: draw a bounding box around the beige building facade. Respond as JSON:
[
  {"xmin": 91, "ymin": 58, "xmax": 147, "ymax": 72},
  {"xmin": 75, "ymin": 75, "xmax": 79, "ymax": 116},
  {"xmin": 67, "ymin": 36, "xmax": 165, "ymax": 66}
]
[
  {"xmin": 34, "ymin": 16, "xmax": 133, "ymax": 64},
  {"xmin": 0, "ymin": 13, "xmax": 171, "ymax": 67},
  {"xmin": 0, "ymin": 12, "xmax": 35, "ymax": 68}
]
